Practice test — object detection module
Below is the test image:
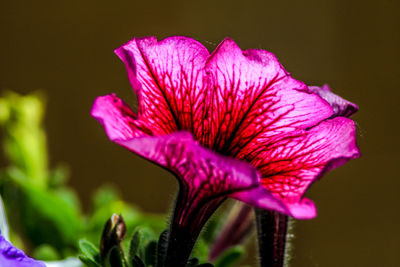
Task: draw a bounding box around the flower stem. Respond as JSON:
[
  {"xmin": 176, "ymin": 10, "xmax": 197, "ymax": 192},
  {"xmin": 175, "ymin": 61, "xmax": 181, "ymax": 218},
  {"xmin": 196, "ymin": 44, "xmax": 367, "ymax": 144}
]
[
  {"xmin": 163, "ymin": 187, "xmax": 225, "ymax": 267},
  {"xmin": 255, "ymin": 209, "xmax": 288, "ymax": 267},
  {"xmin": 163, "ymin": 222, "xmax": 196, "ymax": 267}
]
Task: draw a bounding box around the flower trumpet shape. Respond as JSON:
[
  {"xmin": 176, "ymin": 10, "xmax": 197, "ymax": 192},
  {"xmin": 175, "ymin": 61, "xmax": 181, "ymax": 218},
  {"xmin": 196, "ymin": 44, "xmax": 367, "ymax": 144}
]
[
  {"xmin": 0, "ymin": 231, "xmax": 45, "ymax": 267},
  {"xmin": 92, "ymin": 36, "xmax": 360, "ymax": 265}
]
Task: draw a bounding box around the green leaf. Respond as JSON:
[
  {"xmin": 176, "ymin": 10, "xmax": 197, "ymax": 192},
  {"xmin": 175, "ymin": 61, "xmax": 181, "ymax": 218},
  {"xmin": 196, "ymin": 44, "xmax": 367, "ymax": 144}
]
[
  {"xmin": 135, "ymin": 227, "xmax": 156, "ymax": 260},
  {"xmin": 79, "ymin": 239, "xmax": 100, "ymax": 263},
  {"xmin": 214, "ymin": 246, "xmax": 244, "ymax": 267},
  {"xmin": 128, "ymin": 228, "xmax": 142, "ymax": 262},
  {"xmin": 136, "ymin": 227, "xmax": 157, "ymax": 243},
  {"xmin": 145, "ymin": 241, "xmax": 157, "ymax": 266},
  {"xmin": 79, "ymin": 255, "xmax": 101, "ymax": 267},
  {"xmin": 156, "ymin": 230, "xmax": 168, "ymax": 267},
  {"xmin": 104, "ymin": 246, "xmax": 125, "ymax": 267},
  {"xmin": 131, "ymin": 255, "xmax": 146, "ymax": 267}
]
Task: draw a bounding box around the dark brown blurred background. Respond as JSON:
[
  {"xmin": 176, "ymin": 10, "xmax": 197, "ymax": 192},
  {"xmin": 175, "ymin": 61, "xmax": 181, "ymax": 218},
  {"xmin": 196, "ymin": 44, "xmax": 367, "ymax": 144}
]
[{"xmin": 1, "ymin": 0, "xmax": 399, "ymax": 266}]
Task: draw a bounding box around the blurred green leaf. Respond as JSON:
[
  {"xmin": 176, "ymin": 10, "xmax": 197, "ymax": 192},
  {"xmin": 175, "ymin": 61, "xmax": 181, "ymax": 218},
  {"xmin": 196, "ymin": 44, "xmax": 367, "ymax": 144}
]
[
  {"xmin": 92, "ymin": 186, "xmax": 121, "ymax": 210},
  {"xmin": 33, "ymin": 244, "xmax": 60, "ymax": 261},
  {"xmin": 214, "ymin": 246, "xmax": 244, "ymax": 267},
  {"xmin": 48, "ymin": 164, "xmax": 70, "ymax": 188},
  {"xmin": 191, "ymin": 238, "xmax": 209, "ymax": 263},
  {"xmin": 200, "ymin": 219, "xmax": 219, "ymax": 245},
  {"xmin": 54, "ymin": 187, "xmax": 81, "ymax": 214},
  {"xmin": 0, "ymin": 91, "xmax": 48, "ymax": 187},
  {"xmin": 1, "ymin": 173, "xmax": 82, "ymax": 250},
  {"xmin": 0, "ymin": 98, "xmax": 9, "ymax": 123}
]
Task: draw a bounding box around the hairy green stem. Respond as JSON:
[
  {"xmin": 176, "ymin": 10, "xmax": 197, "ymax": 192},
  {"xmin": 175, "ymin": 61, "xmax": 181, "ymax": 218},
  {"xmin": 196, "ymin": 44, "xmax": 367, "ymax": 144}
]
[{"xmin": 164, "ymin": 187, "xmax": 225, "ymax": 267}]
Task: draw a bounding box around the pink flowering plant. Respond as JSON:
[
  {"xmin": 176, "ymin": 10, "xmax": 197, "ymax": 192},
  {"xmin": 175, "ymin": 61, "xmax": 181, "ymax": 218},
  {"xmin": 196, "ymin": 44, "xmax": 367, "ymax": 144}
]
[
  {"xmin": 90, "ymin": 36, "xmax": 360, "ymax": 267},
  {"xmin": 0, "ymin": 36, "xmax": 359, "ymax": 267}
]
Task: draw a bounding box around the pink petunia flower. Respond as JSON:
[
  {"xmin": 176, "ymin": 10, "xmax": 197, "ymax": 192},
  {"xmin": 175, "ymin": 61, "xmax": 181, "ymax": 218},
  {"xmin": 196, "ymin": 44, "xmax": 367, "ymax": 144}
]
[{"xmin": 91, "ymin": 36, "xmax": 360, "ymax": 265}]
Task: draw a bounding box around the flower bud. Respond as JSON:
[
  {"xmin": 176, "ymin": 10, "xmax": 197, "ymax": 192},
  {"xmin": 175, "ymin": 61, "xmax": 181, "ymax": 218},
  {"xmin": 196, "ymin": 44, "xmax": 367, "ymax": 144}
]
[{"xmin": 100, "ymin": 213, "xmax": 126, "ymax": 261}]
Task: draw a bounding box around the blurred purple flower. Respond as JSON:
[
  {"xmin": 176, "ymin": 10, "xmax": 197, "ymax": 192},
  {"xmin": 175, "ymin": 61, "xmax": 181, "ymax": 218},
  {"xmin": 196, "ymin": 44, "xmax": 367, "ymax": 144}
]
[{"xmin": 0, "ymin": 231, "xmax": 45, "ymax": 267}]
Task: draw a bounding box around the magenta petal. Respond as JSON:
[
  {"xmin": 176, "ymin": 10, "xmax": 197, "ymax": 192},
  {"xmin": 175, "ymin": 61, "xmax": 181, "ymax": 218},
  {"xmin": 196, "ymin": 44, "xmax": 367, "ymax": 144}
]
[
  {"xmin": 115, "ymin": 130, "xmax": 322, "ymax": 219},
  {"xmin": 204, "ymin": 38, "xmax": 334, "ymax": 152},
  {"xmin": 115, "ymin": 36, "xmax": 211, "ymax": 136},
  {"xmin": 232, "ymin": 186, "xmax": 317, "ymax": 219},
  {"xmin": 234, "ymin": 117, "xmax": 359, "ymax": 219},
  {"xmin": 91, "ymin": 94, "xmax": 152, "ymax": 140},
  {"xmin": 241, "ymin": 117, "xmax": 359, "ymax": 212},
  {"xmin": 91, "ymin": 95, "xmax": 261, "ymax": 203},
  {"xmin": 115, "ymin": 132, "xmax": 260, "ymax": 203},
  {"xmin": 309, "ymin": 84, "xmax": 358, "ymax": 117},
  {"xmin": 91, "ymin": 94, "xmax": 139, "ymax": 140},
  {"xmin": 91, "ymin": 93, "xmax": 318, "ymax": 219}
]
